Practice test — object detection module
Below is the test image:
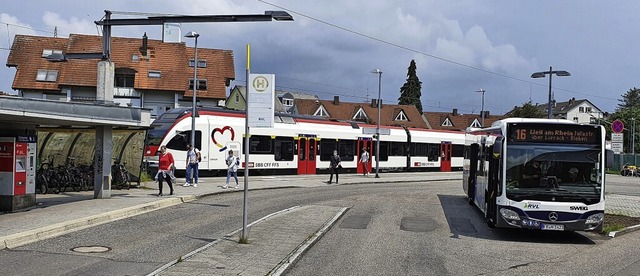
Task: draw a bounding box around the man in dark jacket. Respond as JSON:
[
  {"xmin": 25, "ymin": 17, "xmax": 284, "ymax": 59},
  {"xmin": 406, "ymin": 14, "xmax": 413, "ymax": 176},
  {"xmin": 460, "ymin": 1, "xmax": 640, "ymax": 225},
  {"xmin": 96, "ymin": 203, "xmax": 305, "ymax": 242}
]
[{"xmin": 327, "ymin": 150, "xmax": 341, "ymax": 184}]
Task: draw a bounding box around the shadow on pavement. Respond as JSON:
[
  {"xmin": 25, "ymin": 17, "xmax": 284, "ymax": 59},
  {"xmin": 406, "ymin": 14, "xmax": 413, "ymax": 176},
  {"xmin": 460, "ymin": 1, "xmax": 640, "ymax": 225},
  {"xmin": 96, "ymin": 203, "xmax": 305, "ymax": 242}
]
[{"xmin": 438, "ymin": 194, "xmax": 595, "ymax": 245}]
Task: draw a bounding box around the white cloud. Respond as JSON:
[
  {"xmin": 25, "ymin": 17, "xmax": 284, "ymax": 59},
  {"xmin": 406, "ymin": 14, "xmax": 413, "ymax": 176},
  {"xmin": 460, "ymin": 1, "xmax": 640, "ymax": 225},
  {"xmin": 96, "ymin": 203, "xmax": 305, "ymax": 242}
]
[{"xmin": 42, "ymin": 11, "xmax": 96, "ymax": 36}]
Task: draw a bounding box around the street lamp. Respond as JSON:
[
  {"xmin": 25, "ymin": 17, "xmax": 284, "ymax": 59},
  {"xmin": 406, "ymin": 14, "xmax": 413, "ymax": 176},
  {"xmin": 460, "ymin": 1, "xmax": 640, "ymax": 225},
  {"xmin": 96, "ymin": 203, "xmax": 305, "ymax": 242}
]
[
  {"xmin": 475, "ymin": 89, "xmax": 486, "ymax": 127},
  {"xmin": 531, "ymin": 66, "xmax": 571, "ymax": 119},
  {"xmin": 184, "ymin": 31, "xmax": 200, "ymax": 148},
  {"xmin": 371, "ymin": 69, "xmax": 382, "ymax": 178}
]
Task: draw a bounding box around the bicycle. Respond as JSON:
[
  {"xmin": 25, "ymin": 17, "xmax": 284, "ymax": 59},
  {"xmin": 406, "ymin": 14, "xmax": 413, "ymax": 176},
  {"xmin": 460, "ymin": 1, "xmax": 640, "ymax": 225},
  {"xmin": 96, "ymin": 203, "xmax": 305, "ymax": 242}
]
[{"xmin": 112, "ymin": 159, "xmax": 131, "ymax": 190}]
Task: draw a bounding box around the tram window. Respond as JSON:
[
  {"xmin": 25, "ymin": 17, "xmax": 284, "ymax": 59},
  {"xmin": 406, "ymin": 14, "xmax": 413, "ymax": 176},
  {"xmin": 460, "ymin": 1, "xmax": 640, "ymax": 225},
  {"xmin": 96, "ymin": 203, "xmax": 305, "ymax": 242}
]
[
  {"xmin": 167, "ymin": 131, "xmax": 202, "ymax": 151},
  {"xmin": 427, "ymin": 143, "xmax": 439, "ymax": 161},
  {"xmin": 390, "ymin": 142, "xmax": 406, "ymax": 156},
  {"xmin": 452, "ymin": 144, "xmax": 464, "ymax": 157},
  {"xmin": 339, "ymin": 140, "xmax": 356, "ymax": 161},
  {"xmin": 274, "ymin": 137, "xmax": 294, "ymax": 161},
  {"xmin": 250, "ymin": 135, "xmax": 272, "ymax": 154},
  {"xmin": 410, "ymin": 143, "xmax": 429, "ymax": 156},
  {"xmin": 378, "ymin": 141, "xmax": 389, "ymax": 161},
  {"xmin": 320, "ymin": 140, "xmax": 337, "ymax": 161}
]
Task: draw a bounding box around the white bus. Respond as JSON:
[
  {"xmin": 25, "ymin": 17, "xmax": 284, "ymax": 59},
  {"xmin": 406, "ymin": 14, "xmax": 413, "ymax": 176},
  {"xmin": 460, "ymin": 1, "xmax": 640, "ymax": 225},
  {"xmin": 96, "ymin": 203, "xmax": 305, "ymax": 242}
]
[{"xmin": 463, "ymin": 118, "xmax": 613, "ymax": 231}]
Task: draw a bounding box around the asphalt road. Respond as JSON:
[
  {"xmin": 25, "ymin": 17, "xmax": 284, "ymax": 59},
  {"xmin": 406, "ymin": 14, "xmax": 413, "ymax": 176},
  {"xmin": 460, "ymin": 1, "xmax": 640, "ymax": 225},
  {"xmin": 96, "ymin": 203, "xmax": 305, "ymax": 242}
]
[
  {"xmin": 0, "ymin": 180, "xmax": 639, "ymax": 275},
  {"xmin": 605, "ymin": 174, "xmax": 640, "ymax": 196}
]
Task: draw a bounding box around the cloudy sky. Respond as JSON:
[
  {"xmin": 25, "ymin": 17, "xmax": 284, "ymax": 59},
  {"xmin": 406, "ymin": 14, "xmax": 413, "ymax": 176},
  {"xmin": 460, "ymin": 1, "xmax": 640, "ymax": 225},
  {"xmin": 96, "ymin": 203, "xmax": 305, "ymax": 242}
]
[{"xmin": 1, "ymin": 0, "xmax": 638, "ymax": 115}]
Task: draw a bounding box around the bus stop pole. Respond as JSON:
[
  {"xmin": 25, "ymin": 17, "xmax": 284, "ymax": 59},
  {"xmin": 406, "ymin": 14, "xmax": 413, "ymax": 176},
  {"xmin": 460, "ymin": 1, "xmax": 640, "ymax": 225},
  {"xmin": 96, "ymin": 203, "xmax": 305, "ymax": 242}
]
[{"xmin": 241, "ymin": 44, "xmax": 250, "ymax": 242}]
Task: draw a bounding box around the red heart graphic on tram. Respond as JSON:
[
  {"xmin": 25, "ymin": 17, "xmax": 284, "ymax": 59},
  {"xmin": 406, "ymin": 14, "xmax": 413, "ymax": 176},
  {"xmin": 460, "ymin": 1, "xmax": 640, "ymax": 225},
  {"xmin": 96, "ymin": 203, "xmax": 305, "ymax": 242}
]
[{"xmin": 212, "ymin": 126, "xmax": 235, "ymax": 151}]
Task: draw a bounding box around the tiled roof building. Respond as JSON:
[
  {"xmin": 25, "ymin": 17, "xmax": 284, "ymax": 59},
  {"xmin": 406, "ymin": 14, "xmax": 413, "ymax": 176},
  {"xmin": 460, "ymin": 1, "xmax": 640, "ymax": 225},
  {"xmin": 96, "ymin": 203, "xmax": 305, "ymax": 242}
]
[
  {"xmin": 295, "ymin": 96, "xmax": 430, "ymax": 129},
  {"xmin": 6, "ymin": 34, "xmax": 235, "ymax": 118},
  {"xmin": 423, "ymin": 109, "xmax": 504, "ymax": 131}
]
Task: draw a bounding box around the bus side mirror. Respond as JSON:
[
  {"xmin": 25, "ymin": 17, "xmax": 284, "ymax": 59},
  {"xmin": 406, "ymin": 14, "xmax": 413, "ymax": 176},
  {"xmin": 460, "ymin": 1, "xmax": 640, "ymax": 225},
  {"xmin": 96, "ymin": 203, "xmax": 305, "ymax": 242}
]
[
  {"xmin": 605, "ymin": 149, "xmax": 614, "ymax": 168},
  {"xmin": 492, "ymin": 137, "xmax": 504, "ymax": 159}
]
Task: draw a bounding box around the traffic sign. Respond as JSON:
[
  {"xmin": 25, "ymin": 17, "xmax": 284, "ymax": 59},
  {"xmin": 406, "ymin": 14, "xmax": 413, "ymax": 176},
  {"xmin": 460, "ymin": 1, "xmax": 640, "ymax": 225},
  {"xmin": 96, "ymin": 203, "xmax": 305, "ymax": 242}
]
[
  {"xmin": 612, "ymin": 119, "xmax": 624, "ymax": 133},
  {"xmin": 611, "ymin": 133, "xmax": 624, "ymax": 143}
]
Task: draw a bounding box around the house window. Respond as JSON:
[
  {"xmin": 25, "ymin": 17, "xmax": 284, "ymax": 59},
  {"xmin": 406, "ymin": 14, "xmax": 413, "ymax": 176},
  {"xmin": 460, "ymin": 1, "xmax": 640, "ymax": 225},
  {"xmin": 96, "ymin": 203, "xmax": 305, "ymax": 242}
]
[
  {"xmin": 573, "ymin": 117, "xmax": 579, "ymax": 122},
  {"xmin": 314, "ymin": 105, "xmax": 329, "ymax": 117},
  {"xmin": 579, "ymin": 107, "xmax": 584, "ymax": 113},
  {"xmin": 148, "ymin": 70, "xmax": 161, "ymax": 78},
  {"xmin": 470, "ymin": 119, "xmax": 482, "ymax": 128},
  {"xmin": 353, "ymin": 108, "xmax": 368, "ymax": 121},
  {"xmin": 36, "ymin": 69, "xmax": 58, "ymax": 82},
  {"xmin": 586, "ymin": 107, "xmax": 592, "ymax": 113},
  {"xmin": 189, "ymin": 79, "xmax": 208, "ymax": 90},
  {"xmin": 394, "ymin": 110, "xmax": 408, "ymax": 121},
  {"xmin": 282, "ymin": 98, "xmax": 294, "ymax": 106},
  {"xmin": 41, "ymin": 49, "xmax": 62, "ymax": 58},
  {"xmin": 235, "ymin": 93, "xmax": 240, "ymax": 103},
  {"xmin": 115, "ymin": 68, "xmax": 136, "ymax": 87},
  {"xmin": 441, "ymin": 118, "xmax": 453, "ymax": 127},
  {"xmin": 189, "ymin": 59, "xmax": 207, "ymax": 68}
]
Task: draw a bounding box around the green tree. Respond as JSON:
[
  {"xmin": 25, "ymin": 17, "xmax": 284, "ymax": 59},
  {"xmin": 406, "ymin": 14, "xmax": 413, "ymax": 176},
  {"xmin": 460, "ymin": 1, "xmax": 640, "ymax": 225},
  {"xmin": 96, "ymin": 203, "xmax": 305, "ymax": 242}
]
[
  {"xmin": 506, "ymin": 101, "xmax": 545, "ymax": 118},
  {"xmin": 617, "ymin": 87, "xmax": 640, "ymax": 111},
  {"xmin": 398, "ymin": 60, "xmax": 423, "ymax": 113}
]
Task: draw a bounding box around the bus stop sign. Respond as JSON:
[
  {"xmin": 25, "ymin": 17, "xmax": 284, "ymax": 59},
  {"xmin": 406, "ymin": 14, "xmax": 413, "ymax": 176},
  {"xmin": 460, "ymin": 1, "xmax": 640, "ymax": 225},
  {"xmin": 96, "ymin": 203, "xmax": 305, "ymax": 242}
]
[{"xmin": 612, "ymin": 119, "xmax": 624, "ymax": 133}]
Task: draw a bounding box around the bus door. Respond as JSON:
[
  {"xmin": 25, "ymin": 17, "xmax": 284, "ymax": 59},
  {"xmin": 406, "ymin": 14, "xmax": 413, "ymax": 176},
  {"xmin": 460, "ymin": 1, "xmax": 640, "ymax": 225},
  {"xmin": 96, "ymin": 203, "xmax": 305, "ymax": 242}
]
[
  {"xmin": 357, "ymin": 138, "xmax": 373, "ymax": 174},
  {"xmin": 440, "ymin": 141, "xmax": 452, "ymax": 172},
  {"xmin": 296, "ymin": 135, "xmax": 317, "ymax": 175}
]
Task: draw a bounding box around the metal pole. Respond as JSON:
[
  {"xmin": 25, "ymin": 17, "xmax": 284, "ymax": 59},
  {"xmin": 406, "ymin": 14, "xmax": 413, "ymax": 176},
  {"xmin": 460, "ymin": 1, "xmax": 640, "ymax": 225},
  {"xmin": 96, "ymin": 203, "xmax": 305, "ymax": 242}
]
[
  {"xmin": 633, "ymin": 118, "xmax": 636, "ymax": 155},
  {"xmin": 547, "ymin": 66, "xmax": 553, "ymax": 119},
  {"xmin": 242, "ymin": 44, "xmax": 250, "ymax": 241},
  {"xmin": 375, "ymin": 71, "xmax": 381, "ymax": 178},
  {"xmin": 191, "ymin": 36, "xmax": 198, "ymax": 147}
]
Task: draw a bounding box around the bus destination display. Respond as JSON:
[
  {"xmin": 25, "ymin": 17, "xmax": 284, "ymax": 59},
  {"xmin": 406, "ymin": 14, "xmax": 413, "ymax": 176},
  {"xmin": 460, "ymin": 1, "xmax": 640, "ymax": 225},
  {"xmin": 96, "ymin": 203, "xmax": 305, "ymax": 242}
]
[{"xmin": 508, "ymin": 124, "xmax": 600, "ymax": 144}]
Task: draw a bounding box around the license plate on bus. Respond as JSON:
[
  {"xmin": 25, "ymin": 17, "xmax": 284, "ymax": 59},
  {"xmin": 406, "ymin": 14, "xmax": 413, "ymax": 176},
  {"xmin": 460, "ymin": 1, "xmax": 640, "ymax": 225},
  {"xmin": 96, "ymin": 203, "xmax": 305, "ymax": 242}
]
[{"xmin": 541, "ymin": 224, "xmax": 564, "ymax": 231}]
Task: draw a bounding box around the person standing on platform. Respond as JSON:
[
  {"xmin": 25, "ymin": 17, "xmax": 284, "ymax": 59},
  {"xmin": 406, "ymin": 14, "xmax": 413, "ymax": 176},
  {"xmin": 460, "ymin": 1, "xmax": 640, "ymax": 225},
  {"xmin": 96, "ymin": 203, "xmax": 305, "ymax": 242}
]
[
  {"xmin": 184, "ymin": 144, "xmax": 200, "ymax": 187},
  {"xmin": 157, "ymin": 145, "xmax": 175, "ymax": 196}
]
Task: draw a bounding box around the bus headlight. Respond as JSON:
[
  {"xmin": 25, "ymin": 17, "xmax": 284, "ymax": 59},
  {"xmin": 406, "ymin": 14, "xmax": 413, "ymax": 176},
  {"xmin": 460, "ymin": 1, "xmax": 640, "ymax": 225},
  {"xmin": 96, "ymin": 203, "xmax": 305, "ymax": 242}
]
[
  {"xmin": 586, "ymin": 213, "xmax": 604, "ymax": 224},
  {"xmin": 500, "ymin": 208, "xmax": 521, "ymax": 221}
]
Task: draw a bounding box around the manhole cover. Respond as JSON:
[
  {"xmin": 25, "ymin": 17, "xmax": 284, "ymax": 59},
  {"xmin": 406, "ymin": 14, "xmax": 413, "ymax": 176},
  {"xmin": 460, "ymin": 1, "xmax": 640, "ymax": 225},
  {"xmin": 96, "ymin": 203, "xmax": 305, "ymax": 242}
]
[
  {"xmin": 71, "ymin": 246, "xmax": 111, "ymax": 253},
  {"xmin": 400, "ymin": 217, "xmax": 438, "ymax": 232},
  {"xmin": 339, "ymin": 215, "xmax": 371, "ymax": 229}
]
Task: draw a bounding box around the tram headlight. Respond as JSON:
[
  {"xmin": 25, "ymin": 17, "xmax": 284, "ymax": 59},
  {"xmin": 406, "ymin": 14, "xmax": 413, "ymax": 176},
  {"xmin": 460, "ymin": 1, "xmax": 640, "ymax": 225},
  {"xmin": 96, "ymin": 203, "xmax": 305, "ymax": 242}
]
[
  {"xmin": 500, "ymin": 208, "xmax": 521, "ymax": 221},
  {"xmin": 586, "ymin": 213, "xmax": 604, "ymax": 224}
]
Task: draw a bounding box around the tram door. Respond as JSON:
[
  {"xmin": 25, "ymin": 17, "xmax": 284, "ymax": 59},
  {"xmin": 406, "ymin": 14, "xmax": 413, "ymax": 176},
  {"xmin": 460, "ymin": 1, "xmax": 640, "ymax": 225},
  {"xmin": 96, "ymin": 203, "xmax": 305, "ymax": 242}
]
[
  {"xmin": 357, "ymin": 138, "xmax": 373, "ymax": 175},
  {"xmin": 440, "ymin": 141, "xmax": 452, "ymax": 172},
  {"xmin": 297, "ymin": 135, "xmax": 317, "ymax": 175}
]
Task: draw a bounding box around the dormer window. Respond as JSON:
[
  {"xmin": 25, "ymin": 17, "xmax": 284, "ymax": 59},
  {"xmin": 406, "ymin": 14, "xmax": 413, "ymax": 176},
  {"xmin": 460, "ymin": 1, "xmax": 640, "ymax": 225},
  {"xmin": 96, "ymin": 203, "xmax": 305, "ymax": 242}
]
[
  {"xmin": 394, "ymin": 110, "xmax": 408, "ymax": 121},
  {"xmin": 41, "ymin": 49, "xmax": 62, "ymax": 57},
  {"xmin": 353, "ymin": 108, "xmax": 368, "ymax": 121},
  {"xmin": 36, "ymin": 69, "xmax": 58, "ymax": 82},
  {"xmin": 441, "ymin": 118, "xmax": 453, "ymax": 127},
  {"xmin": 470, "ymin": 119, "xmax": 482, "ymax": 128},
  {"xmin": 282, "ymin": 98, "xmax": 294, "ymax": 107},
  {"xmin": 314, "ymin": 105, "xmax": 330, "ymax": 117},
  {"xmin": 189, "ymin": 79, "xmax": 208, "ymax": 90},
  {"xmin": 189, "ymin": 59, "xmax": 207, "ymax": 68}
]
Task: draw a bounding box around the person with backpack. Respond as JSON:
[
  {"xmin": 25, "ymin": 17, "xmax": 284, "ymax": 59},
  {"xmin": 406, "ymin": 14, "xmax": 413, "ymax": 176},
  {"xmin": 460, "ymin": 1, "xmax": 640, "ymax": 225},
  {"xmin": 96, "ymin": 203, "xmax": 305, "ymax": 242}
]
[
  {"xmin": 223, "ymin": 150, "xmax": 240, "ymax": 189},
  {"xmin": 184, "ymin": 144, "xmax": 201, "ymax": 187}
]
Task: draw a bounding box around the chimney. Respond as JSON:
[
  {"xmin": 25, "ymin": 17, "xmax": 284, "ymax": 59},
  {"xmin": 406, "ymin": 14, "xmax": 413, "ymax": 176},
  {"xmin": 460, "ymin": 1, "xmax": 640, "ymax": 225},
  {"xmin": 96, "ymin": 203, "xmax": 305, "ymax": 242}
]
[
  {"xmin": 453, "ymin": 108, "xmax": 458, "ymax": 116},
  {"xmin": 333, "ymin": 96, "xmax": 340, "ymax": 105},
  {"xmin": 140, "ymin": 32, "xmax": 148, "ymax": 56},
  {"xmin": 483, "ymin": 111, "xmax": 490, "ymax": 117},
  {"xmin": 371, "ymin": 99, "xmax": 382, "ymax": 108}
]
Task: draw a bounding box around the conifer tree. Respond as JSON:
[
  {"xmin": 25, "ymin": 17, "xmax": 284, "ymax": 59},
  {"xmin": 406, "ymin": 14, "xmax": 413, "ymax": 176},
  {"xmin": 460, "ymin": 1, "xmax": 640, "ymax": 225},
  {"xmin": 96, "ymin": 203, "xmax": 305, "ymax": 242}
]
[{"xmin": 398, "ymin": 60, "xmax": 423, "ymax": 113}]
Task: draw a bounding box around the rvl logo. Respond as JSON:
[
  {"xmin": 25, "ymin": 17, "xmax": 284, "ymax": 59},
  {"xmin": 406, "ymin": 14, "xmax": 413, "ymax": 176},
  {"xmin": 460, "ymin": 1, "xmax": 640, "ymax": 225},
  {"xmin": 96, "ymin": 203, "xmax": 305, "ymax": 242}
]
[{"xmin": 524, "ymin": 203, "xmax": 540, "ymax": 209}]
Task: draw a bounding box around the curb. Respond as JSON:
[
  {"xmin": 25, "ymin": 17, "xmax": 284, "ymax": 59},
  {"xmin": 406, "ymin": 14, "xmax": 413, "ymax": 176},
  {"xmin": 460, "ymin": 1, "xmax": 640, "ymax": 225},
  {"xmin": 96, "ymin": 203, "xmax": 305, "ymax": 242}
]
[
  {"xmin": 608, "ymin": 223, "xmax": 640, "ymax": 237},
  {"xmin": 0, "ymin": 195, "xmax": 196, "ymax": 250},
  {"xmin": 146, "ymin": 205, "xmax": 305, "ymax": 276},
  {"xmin": 269, "ymin": 206, "xmax": 349, "ymax": 276}
]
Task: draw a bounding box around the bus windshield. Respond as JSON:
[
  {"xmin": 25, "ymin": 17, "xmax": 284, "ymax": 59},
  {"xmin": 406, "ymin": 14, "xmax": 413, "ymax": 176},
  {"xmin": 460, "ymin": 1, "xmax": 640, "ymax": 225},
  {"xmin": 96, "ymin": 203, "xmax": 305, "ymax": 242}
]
[{"xmin": 505, "ymin": 143, "xmax": 602, "ymax": 204}]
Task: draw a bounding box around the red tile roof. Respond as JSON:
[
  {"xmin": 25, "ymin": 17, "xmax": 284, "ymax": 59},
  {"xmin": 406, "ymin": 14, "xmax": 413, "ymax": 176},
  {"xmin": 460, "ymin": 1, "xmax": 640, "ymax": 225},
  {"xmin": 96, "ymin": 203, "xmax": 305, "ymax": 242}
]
[
  {"xmin": 423, "ymin": 110, "xmax": 505, "ymax": 131},
  {"xmin": 295, "ymin": 98, "xmax": 429, "ymax": 129},
  {"xmin": 6, "ymin": 34, "xmax": 234, "ymax": 99}
]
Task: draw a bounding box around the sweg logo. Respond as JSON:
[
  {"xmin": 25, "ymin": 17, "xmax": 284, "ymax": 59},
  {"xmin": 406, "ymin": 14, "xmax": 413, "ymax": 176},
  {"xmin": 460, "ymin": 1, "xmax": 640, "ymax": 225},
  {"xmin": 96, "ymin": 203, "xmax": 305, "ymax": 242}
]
[
  {"xmin": 524, "ymin": 203, "xmax": 540, "ymax": 209},
  {"xmin": 570, "ymin": 206, "xmax": 588, "ymax": 211}
]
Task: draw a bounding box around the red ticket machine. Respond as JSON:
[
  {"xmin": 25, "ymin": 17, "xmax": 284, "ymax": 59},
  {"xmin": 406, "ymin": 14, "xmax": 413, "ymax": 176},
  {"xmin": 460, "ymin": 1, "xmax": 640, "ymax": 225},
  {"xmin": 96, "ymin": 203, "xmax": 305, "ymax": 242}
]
[{"xmin": 0, "ymin": 136, "xmax": 37, "ymax": 212}]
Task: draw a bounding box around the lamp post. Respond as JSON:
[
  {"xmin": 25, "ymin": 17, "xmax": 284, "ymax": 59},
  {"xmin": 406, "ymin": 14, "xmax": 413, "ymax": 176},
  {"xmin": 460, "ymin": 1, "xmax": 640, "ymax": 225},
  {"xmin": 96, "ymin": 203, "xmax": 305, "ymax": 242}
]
[
  {"xmin": 371, "ymin": 69, "xmax": 382, "ymax": 178},
  {"xmin": 184, "ymin": 31, "xmax": 200, "ymax": 148},
  {"xmin": 531, "ymin": 66, "xmax": 571, "ymax": 119},
  {"xmin": 475, "ymin": 89, "xmax": 485, "ymax": 127}
]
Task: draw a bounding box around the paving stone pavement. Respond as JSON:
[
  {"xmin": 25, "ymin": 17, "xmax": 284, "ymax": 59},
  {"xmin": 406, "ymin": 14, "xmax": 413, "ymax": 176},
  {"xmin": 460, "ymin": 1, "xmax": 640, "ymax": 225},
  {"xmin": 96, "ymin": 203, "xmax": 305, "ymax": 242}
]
[{"xmin": 152, "ymin": 205, "xmax": 348, "ymax": 276}]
